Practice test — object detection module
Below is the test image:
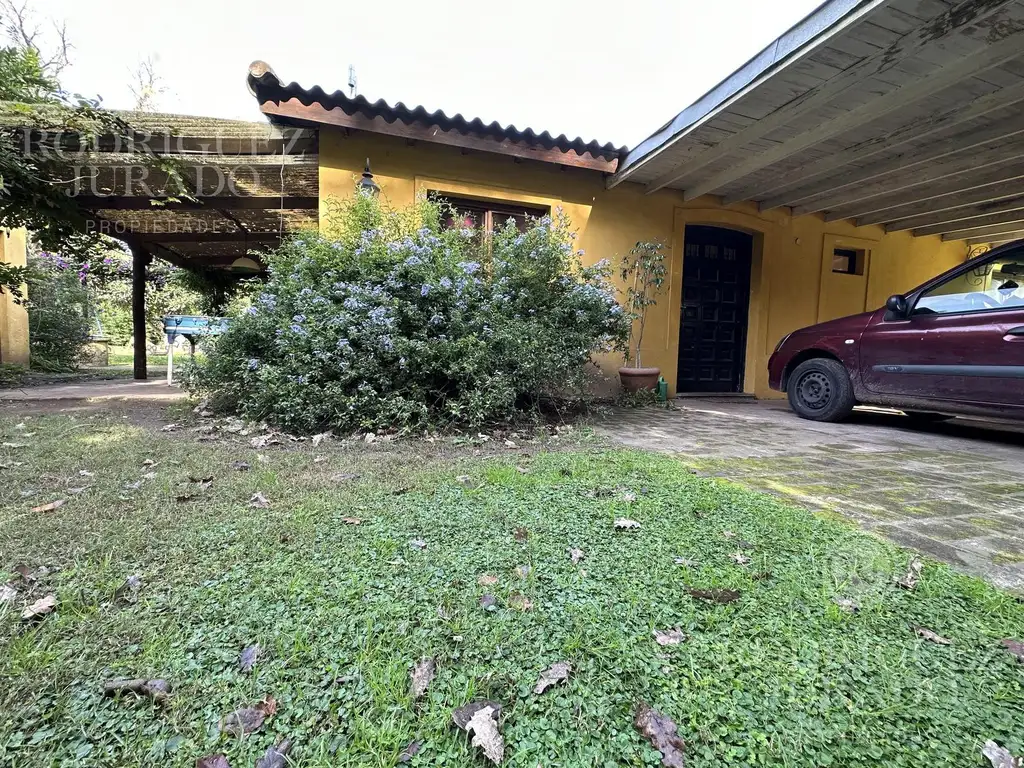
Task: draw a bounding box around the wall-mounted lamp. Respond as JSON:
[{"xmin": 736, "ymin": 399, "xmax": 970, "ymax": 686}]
[{"xmin": 358, "ymin": 158, "xmax": 380, "ymax": 197}]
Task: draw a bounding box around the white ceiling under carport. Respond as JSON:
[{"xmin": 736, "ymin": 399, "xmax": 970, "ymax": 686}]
[{"xmin": 611, "ymin": 0, "xmax": 1024, "ymax": 247}]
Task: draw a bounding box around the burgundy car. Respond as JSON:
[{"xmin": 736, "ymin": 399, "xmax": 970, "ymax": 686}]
[{"xmin": 769, "ymin": 241, "xmax": 1024, "ymax": 422}]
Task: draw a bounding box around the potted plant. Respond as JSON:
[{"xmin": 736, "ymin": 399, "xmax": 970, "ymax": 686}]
[{"xmin": 619, "ymin": 241, "xmax": 667, "ymax": 392}]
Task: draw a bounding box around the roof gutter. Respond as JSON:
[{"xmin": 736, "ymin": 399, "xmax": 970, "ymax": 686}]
[{"xmin": 607, "ymin": 0, "xmax": 887, "ymax": 189}]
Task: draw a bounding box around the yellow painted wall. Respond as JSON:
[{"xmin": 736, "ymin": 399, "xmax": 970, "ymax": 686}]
[
  {"xmin": 318, "ymin": 129, "xmax": 969, "ymax": 398},
  {"xmin": 0, "ymin": 228, "xmax": 29, "ymax": 366}
]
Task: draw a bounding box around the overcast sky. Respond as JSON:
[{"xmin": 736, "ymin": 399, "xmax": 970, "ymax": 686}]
[{"xmin": 27, "ymin": 0, "xmax": 824, "ymax": 149}]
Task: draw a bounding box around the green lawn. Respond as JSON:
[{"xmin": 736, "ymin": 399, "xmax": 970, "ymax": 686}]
[{"xmin": 1, "ymin": 409, "xmax": 1022, "ymax": 767}]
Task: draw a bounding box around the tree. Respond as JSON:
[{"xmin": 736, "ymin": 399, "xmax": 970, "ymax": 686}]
[
  {"xmin": 129, "ymin": 55, "xmax": 167, "ymax": 112},
  {"xmin": 0, "ymin": 1, "xmax": 188, "ymax": 274}
]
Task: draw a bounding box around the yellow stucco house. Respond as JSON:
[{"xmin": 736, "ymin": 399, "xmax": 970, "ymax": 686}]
[
  {"xmin": 0, "ymin": 228, "xmax": 29, "ymax": 367},
  {"xmin": 246, "ymin": 0, "xmax": 1007, "ymax": 399},
  {"xmin": 56, "ymin": 0, "xmax": 1024, "ymax": 392}
]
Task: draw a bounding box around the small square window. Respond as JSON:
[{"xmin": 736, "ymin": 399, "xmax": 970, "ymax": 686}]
[{"xmin": 832, "ymin": 247, "xmax": 865, "ymax": 275}]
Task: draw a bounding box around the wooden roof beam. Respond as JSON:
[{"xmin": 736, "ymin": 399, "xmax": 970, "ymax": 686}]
[
  {"xmin": 840, "ymin": 168, "xmax": 1024, "ymax": 226},
  {"xmin": 642, "ymin": 0, "xmax": 1018, "ymax": 196},
  {"xmin": 137, "ymin": 232, "xmax": 281, "ymax": 244},
  {"xmin": 966, "ymin": 232, "xmax": 1024, "ymax": 246},
  {"xmin": 917, "ymin": 211, "xmax": 1024, "ymax": 238},
  {"xmin": 887, "ymin": 197, "xmax": 1024, "ymax": 233},
  {"xmin": 787, "ymin": 121, "xmax": 1024, "ymax": 216},
  {"xmin": 683, "ymin": 29, "xmax": 1024, "ymax": 202},
  {"xmin": 76, "ymin": 196, "xmax": 318, "ymax": 211},
  {"xmin": 750, "ymin": 80, "xmax": 1024, "ymax": 212},
  {"xmin": 942, "ymin": 221, "xmax": 1024, "ymax": 242}
]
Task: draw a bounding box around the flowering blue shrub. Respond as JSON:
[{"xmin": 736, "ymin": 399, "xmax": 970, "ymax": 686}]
[{"xmin": 190, "ymin": 193, "xmax": 628, "ymax": 432}]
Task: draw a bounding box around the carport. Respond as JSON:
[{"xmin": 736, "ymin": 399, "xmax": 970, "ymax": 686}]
[
  {"xmin": 612, "ymin": 0, "xmax": 1024, "ymax": 248},
  {"xmin": 45, "ymin": 113, "xmax": 319, "ymax": 378}
]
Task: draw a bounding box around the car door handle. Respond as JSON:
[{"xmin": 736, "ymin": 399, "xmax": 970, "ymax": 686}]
[{"xmin": 1007, "ymin": 326, "xmax": 1024, "ymax": 336}]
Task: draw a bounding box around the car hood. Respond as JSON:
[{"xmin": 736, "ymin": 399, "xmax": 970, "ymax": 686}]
[{"xmin": 792, "ymin": 310, "xmax": 876, "ymax": 338}]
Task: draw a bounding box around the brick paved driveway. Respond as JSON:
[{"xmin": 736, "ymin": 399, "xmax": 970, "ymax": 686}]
[{"xmin": 596, "ymin": 399, "xmax": 1024, "ymax": 591}]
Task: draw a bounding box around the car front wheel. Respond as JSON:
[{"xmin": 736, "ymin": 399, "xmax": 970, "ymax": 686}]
[{"xmin": 786, "ymin": 358, "xmax": 856, "ymax": 422}]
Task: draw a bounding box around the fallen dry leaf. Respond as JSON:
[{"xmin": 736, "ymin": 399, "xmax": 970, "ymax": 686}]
[
  {"xmin": 453, "ymin": 700, "xmax": 503, "ymax": 729},
  {"xmin": 1000, "ymin": 638, "xmax": 1024, "ymax": 662},
  {"xmin": 534, "ymin": 661, "xmax": 571, "ymax": 694},
  {"xmin": 410, "ymin": 657, "xmax": 436, "ymax": 699},
  {"xmin": 480, "ymin": 594, "xmax": 498, "ymax": 611},
  {"xmin": 896, "ymin": 557, "xmax": 923, "ymax": 590},
  {"xmin": 142, "ymin": 458, "xmax": 156, "ymax": 468},
  {"xmin": 102, "ymin": 678, "xmax": 170, "ymax": 701},
  {"xmin": 249, "ymin": 492, "xmax": 271, "ymax": 509},
  {"xmin": 515, "ymin": 564, "xmax": 531, "ymax": 579},
  {"xmin": 514, "ymin": 527, "xmax": 529, "ymax": 543},
  {"xmin": 730, "ymin": 552, "xmax": 751, "ymax": 566},
  {"xmin": 834, "ymin": 598, "xmax": 859, "ymax": 613},
  {"xmin": 189, "ymin": 474, "xmax": 215, "ymax": 491},
  {"xmin": 614, "ymin": 518, "xmax": 641, "ymax": 530},
  {"xmin": 504, "ymin": 439, "xmax": 516, "ymax": 448},
  {"xmin": 13, "ymin": 564, "xmax": 32, "ymax": 581},
  {"xmin": 220, "ymin": 696, "xmax": 275, "ymax": 736},
  {"xmin": 635, "ymin": 701, "xmax": 686, "ymax": 768},
  {"xmin": 914, "ymin": 626, "xmax": 951, "ymax": 645},
  {"xmin": 239, "ymin": 643, "xmax": 260, "ymax": 673},
  {"xmin": 673, "ymin": 557, "xmax": 698, "ymax": 568},
  {"xmin": 0, "ymin": 583, "xmax": 16, "ymax": 604},
  {"xmin": 983, "ymin": 740, "xmax": 1023, "ymax": 768},
  {"xmin": 255, "ymin": 739, "xmax": 292, "ymax": 768},
  {"xmin": 78, "ymin": 469, "xmax": 94, "ymax": 477},
  {"xmin": 21, "ymin": 594, "xmax": 56, "ymax": 620},
  {"xmin": 515, "ymin": 465, "xmax": 529, "ymax": 474},
  {"xmin": 722, "ymin": 530, "xmax": 736, "ymax": 539},
  {"xmin": 31, "ymin": 499, "xmax": 66, "ymax": 513},
  {"xmin": 196, "ymin": 755, "xmax": 231, "ymax": 768},
  {"xmin": 342, "ymin": 517, "xmax": 363, "ymax": 525},
  {"xmin": 160, "ymin": 423, "xmax": 178, "ymax": 432},
  {"xmin": 250, "ymin": 434, "xmax": 280, "ymax": 448},
  {"xmin": 686, "ymin": 587, "xmax": 740, "ymax": 604},
  {"xmin": 509, "ymin": 593, "xmax": 533, "ymax": 611},
  {"xmin": 477, "ymin": 574, "xmax": 498, "ymax": 586},
  {"xmin": 312, "ymin": 431, "xmax": 333, "ymax": 446},
  {"xmin": 466, "ymin": 705, "xmax": 504, "ymax": 764},
  {"xmin": 653, "ymin": 628, "xmax": 687, "ymax": 646},
  {"xmin": 568, "ymin": 547, "xmax": 585, "ymax": 565},
  {"xmin": 398, "ymin": 740, "xmax": 422, "ymax": 763},
  {"xmin": 231, "ymin": 461, "xmax": 250, "ymax": 472},
  {"xmin": 409, "ymin": 539, "xmax": 427, "ymax": 550},
  {"xmin": 113, "ymin": 574, "xmax": 142, "ymax": 604}
]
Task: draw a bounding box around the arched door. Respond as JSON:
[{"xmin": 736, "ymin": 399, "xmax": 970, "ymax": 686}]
[{"xmin": 677, "ymin": 225, "xmax": 753, "ymax": 393}]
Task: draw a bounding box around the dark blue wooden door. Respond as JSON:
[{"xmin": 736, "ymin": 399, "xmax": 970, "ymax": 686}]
[{"xmin": 677, "ymin": 225, "xmax": 753, "ymax": 393}]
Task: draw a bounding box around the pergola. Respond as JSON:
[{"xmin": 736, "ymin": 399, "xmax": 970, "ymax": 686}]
[
  {"xmin": 27, "ymin": 112, "xmax": 320, "ymax": 378},
  {"xmin": 611, "ymin": 0, "xmax": 1024, "ymax": 248}
]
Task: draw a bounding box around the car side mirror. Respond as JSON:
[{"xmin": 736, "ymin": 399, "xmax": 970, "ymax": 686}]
[{"xmin": 886, "ymin": 294, "xmax": 909, "ymax": 318}]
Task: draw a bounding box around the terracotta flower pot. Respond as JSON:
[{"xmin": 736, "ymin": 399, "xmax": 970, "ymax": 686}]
[{"xmin": 618, "ymin": 366, "xmax": 661, "ymax": 393}]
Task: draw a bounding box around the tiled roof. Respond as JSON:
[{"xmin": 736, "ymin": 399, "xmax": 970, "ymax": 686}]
[{"xmin": 246, "ymin": 61, "xmax": 626, "ymax": 164}]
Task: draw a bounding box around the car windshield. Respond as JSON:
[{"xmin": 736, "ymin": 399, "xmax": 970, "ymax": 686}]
[{"xmin": 914, "ymin": 256, "xmax": 1024, "ymax": 315}]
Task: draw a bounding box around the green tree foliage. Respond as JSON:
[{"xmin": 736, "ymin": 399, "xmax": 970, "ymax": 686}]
[
  {"xmin": 0, "ymin": 4, "xmax": 188, "ymax": 264},
  {"xmin": 24, "ymin": 253, "xmax": 90, "ymax": 370},
  {"xmin": 190, "ymin": 193, "xmax": 629, "ymax": 433}
]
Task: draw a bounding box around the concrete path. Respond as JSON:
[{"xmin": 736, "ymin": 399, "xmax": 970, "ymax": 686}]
[
  {"xmin": 0, "ymin": 379, "xmax": 185, "ymax": 402},
  {"xmin": 596, "ymin": 399, "xmax": 1024, "ymax": 590}
]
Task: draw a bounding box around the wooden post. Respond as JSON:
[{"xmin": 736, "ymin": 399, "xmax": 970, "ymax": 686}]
[{"xmin": 131, "ymin": 247, "xmax": 151, "ymax": 380}]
